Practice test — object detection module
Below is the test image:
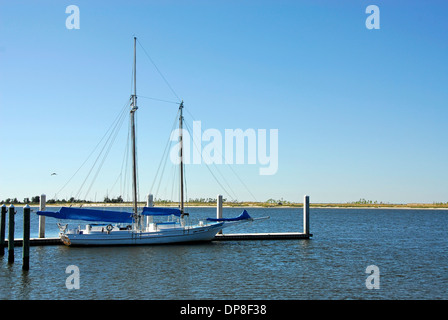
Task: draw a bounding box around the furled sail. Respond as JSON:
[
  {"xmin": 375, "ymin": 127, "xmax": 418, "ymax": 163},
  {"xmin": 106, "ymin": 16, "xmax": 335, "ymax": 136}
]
[
  {"xmin": 206, "ymin": 209, "xmax": 252, "ymax": 222},
  {"xmin": 37, "ymin": 207, "xmax": 133, "ymax": 223},
  {"xmin": 141, "ymin": 207, "xmax": 182, "ymax": 216}
]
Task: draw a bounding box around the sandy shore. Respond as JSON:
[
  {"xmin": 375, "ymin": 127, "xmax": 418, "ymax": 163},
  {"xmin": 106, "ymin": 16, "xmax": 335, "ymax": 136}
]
[{"xmin": 31, "ymin": 202, "xmax": 448, "ymax": 210}]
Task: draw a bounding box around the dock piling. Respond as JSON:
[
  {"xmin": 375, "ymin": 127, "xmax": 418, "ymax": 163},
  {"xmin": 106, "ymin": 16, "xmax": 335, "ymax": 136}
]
[
  {"xmin": 146, "ymin": 194, "xmax": 154, "ymax": 227},
  {"xmin": 23, "ymin": 204, "xmax": 30, "ymax": 271},
  {"xmin": 0, "ymin": 205, "xmax": 6, "ymax": 256},
  {"xmin": 217, "ymin": 194, "xmax": 223, "ymax": 234},
  {"xmin": 303, "ymin": 195, "xmax": 310, "ymax": 235},
  {"xmin": 8, "ymin": 204, "xmax": 15, "ymax": 263},
  {"xmin": 146, "ymin": 194, "xmax": 154, "ymax": 207},
  {"xmin": 38, "ymin": 194, "xmax": 46, "ymax": 238}
]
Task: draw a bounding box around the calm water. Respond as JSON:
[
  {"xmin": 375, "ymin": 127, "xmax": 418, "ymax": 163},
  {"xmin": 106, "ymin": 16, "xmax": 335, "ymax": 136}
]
[{"xmin": 1, "ymin": 207, "xmax": 447, "ymax": 300}]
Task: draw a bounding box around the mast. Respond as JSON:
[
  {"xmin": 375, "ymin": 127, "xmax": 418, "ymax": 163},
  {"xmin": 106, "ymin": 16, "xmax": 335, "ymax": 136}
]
[
  {"xmin": 179, "ymin": 101, "xmax": 184, "ymax": 216},
  {"xmin": 131, "ymin": 36, "xmax": 139, "ymax": 225}
]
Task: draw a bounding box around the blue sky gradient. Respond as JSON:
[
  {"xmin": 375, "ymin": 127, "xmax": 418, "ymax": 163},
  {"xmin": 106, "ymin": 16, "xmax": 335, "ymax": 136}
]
[{"xmin": 1, "ymin": 1, "xmax": 447, "ymax": 203}]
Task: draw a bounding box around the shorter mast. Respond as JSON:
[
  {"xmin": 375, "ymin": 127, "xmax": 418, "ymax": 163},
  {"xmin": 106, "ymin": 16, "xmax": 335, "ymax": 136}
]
[{"xmin": 179, "ymin": 101, "xmax": 184, "ymax": 216}]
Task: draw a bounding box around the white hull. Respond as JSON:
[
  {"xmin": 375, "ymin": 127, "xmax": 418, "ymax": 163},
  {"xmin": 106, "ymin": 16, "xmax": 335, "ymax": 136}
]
[{"xmin": 61, "ymin": 222, "xmax": 224, "ymax": 246}]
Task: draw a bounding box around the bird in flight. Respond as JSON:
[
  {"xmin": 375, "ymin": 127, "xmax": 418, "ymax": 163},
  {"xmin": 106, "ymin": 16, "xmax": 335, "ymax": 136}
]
[{"xmin": 51, "ymin": 173, "xmax": 57, "ymax": 176}]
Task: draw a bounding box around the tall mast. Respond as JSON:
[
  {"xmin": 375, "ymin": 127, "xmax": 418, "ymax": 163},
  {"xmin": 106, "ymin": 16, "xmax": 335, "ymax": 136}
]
[
  {"xmin": 179, "ymin": 101, "xmax": 184, "ymax": 216},
  {"xmin": 131, "ymin": 36, "xmax": 139, "ymax": 225}
]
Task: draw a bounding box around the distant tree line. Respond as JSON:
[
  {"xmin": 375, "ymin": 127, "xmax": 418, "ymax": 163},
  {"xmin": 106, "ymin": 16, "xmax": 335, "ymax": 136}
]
[
  {"xmin": 349, "ymin": 198, "xmax": 386, "ymax": 205},
  {"xmin": 265, "ymin": 198, "xmax": 291, "ymax": 205},
  {"xmin": 0, "ymin": 195, "xmax": 124, "ymax": 205},
  {"xmin": 187, "ymin": 197, "xmax": 228, "ymax": 203},
  {"xmin": 1, "ymin": 195, "xmax": 42, "ymax": 205},
  {"xmin": 1, "ymin": 195, "xmax": 229, "ymax": 205},
  {"xmin": 103, "ymin": 195, "xmax": 124, "ymax": 203}
]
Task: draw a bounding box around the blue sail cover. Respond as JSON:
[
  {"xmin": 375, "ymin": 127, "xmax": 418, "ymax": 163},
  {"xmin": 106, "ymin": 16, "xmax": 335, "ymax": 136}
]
[
  {"xmin": 142, "ymin": 207, "xmax": 182, "ymax": 217},
  {"xmin": 37, "ymin": 207, "xmax": 133, "ymax": 223},
  {"xmin": 206, "ymin": 209, "xmax": 252, "ymax": 222}
]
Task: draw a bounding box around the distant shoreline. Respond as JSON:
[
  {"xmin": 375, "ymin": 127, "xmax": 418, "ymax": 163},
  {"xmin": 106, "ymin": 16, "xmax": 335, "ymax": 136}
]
[{"xmin": 11, "ymin": 202, "xmax": 448, "ymax": 210}]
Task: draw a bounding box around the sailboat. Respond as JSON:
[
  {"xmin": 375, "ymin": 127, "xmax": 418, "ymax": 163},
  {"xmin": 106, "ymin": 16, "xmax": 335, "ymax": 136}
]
[{"xmin": 37, "ymin": 37, "xmax": 259, "ymax": 246}]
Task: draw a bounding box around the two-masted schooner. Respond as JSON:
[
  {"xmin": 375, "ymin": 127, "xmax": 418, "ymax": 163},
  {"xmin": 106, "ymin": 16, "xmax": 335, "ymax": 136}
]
[{"xmin": 37, "ymin": 37, "xmax": 255, "ymax": 246}]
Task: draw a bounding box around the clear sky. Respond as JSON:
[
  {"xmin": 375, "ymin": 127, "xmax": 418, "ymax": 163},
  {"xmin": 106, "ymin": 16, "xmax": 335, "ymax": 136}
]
[{"xmin": 1, "ymin": 0, "xmax": 447, "ymax": 204}]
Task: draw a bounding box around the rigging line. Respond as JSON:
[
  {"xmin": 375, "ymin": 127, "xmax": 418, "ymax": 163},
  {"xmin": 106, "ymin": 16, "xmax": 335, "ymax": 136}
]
[
  {"xmin": 154, "ymin": 135, "xmax": 174, "ymax": 201},
  {"xmin": 184, "ymin": 120, "xmax": 238, "ymax": 201},
  {"xmin": 186, "ymin": 119, "xmax": 235, "ymax": 200},
  {"xmin": 122, "ymin": 121, "xmax": 131, "ymax": 201},
  {"xmin": 109, "ymin": 128, "xmax": 130, "ymax": 199},
  {"xmin": 168, "ymin": 161, "xmax": 177, "ymax": 205},
  {"xmin": 137, "ymin": 95, "xmax": 179, "ymax": 105},
  {"xmin": 185, "ymin": 119, "xmax": 238, "ymax": 200},
  {"xmin": 81, "ymin": 111, "xmax": 127, "ymax": 201},
  {"xmin": 55, "ymin": 99, "xmax": 131, "ymax": 199},
  {"xmin": 156, "ymin": 160, "xmax": 172, "ymax": 203},
  {"xmin": 184, "ymin": 108, "xmax": 258, "ymax": 202},
  {"xmin": 75, "ymin": 102, "xmax": 129, "ymax": 200},
  {"xmin": 135, "ymin": 111, "xmax": 141, "ymax": 206},
  {"xmin": 136, "ymin": 39, "xmax": 181, "ymax": 102},
  {"xmin": 149, "ymin": 109, "xmax": 180, "ymax": 194},
  {"xmin": 109, "ymin": 172, "xmax": 122, "ymax": 198},
  {"xmin": 119, "ymin": 121, "xmax": 131, "ymax": 197},
  {"xmin": 179, "ymin": 163, "xmax": 182, "ymax": 209},
  {"xmin": 83, "ymin": 106, "xmax": 128, "ymax": 200},
  {"xmin": 183, "ymin": 160, "xmax": 188, "ymax": 209}
]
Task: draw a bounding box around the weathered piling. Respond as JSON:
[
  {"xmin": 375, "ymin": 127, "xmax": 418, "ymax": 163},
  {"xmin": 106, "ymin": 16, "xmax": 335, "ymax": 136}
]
[
  {"xmin": 146, "ymin": 194, "xmax": 154, "ymax": 227},
  {"xmin": 38, "ymin": 194, "xmax": 46, "ymax": 238},
  {"xmin": 303, "ymin": 195, "xmax": 310, "ymax": 235},
  {"xmin": 22, "ymin": 204, "xmax": 31, "ymax": 271},
  {"xmin": 0, "ymin": 204, "xmax": 6, "ymax": 256},
  {"xmin": 217, "ymin": 194, "xmax": 223, "ymax": 234},
  {"xmin": 146, "ymin": 194, "xmax": 154, "ymax": 207},
  {"xmin": 8, "ymin": 204, "xmax": 15, "ymax": 263}
]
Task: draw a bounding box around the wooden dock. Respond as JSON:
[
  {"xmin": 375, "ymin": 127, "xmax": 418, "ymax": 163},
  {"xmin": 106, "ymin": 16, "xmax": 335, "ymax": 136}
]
[
  {"xmin": 214, "ymin": 232, "xmax": 311, "ymax": 241},
  {"xmin": 3, "ymin": 232, "xmax": 312, "ymax": 247},
  {"xmin": 5, "ymin": 237, "xmax": 62, "ymax": 246}
]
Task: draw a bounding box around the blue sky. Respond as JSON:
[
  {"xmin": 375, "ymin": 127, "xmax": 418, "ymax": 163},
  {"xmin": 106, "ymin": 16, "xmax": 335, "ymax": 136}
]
[{"xmin": 1, "ymin": 0, "xmax": 447, "ymax": 204}]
